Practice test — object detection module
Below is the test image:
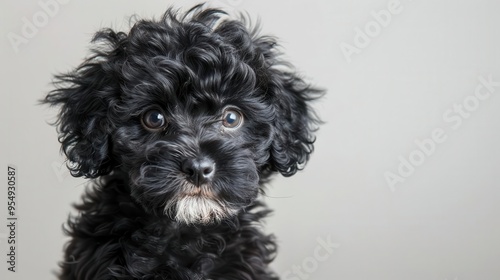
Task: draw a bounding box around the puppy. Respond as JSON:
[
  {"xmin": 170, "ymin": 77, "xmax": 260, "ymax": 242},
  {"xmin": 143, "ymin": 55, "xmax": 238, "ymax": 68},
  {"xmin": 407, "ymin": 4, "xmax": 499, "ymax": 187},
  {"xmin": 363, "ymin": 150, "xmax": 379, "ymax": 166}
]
[{"xmin": 45, "ymin": 5, "xmax": 321, "ymax": 280}]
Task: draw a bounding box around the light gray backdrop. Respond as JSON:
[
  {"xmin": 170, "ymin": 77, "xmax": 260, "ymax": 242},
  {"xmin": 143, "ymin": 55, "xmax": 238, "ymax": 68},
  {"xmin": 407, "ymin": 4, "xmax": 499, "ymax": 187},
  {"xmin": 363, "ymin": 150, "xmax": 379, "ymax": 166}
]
[{"xmin": 2, "ymin": 0, "xmax": 500, "ymax": 279}]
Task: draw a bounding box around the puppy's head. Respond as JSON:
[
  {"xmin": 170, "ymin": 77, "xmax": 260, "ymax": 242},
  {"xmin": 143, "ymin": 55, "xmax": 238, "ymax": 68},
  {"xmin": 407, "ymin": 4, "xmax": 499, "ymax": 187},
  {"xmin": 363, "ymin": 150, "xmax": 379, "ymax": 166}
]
[{"xmin": 45, "ymin": 5, "xmax": 321, "ymax": 224}]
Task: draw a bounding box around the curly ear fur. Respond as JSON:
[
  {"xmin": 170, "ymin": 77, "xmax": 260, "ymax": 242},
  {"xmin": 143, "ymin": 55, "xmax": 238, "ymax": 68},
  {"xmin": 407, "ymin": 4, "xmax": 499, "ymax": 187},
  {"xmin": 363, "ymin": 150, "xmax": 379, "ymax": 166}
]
[
  {"xmin": 268, "ymin": 70, "xmax": 322, "ymax": 177},
  {"xmin": 248, "ymin": 36, "xmax": 323, "ymax": 177},
  {"xmin": 43, "ymin": 30, "xmax": 126, "ymax": 178}
]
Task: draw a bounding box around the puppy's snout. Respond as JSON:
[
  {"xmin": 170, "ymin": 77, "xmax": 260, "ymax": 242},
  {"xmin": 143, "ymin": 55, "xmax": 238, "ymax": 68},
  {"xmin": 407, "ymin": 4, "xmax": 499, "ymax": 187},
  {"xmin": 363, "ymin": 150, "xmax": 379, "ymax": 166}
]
[{"xmin": 181, "ymin": 157, "xmax": 215, "ymax": 186}]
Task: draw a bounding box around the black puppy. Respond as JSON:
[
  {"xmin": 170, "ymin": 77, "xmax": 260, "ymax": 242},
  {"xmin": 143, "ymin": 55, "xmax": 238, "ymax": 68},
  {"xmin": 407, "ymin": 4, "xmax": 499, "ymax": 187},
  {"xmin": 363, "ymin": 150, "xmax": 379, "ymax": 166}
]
[{"xmin": 45, "ymin": 5, "xmax": 321, "ymax": 279}]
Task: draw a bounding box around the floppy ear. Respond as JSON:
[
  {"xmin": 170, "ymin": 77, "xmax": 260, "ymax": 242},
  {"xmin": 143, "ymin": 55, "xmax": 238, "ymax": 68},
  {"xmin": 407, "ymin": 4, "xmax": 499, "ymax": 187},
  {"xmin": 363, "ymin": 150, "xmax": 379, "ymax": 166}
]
[
  {"xmin": 43, "ymin": 30, "xmax": 125, "ymax": 178},
  {"xmin": 267, "ymin": 68, "xmax": 323, "ymax": 177}
]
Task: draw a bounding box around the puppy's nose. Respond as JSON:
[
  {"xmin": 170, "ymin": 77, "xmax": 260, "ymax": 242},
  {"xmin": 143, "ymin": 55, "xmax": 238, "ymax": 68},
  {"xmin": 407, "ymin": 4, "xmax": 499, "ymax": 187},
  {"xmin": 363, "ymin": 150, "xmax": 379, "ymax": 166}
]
[{"xmin": 181, "ymin": 158, "xmax": 215, "ymax": 186}]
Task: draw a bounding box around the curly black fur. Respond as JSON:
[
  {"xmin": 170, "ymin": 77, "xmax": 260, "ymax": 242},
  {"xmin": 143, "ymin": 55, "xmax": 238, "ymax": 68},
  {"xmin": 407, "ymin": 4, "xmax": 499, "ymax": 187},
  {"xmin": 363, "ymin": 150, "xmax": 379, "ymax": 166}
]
[{"xmin": 44, "ymin": 4, "xmax": 321, "ymax": 280}]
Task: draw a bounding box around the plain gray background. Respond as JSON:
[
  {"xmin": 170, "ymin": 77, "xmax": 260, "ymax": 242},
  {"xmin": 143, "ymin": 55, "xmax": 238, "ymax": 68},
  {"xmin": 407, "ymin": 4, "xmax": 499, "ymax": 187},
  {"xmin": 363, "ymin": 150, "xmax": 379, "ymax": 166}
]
[{"xmin": 2, "ymin": 0, "xmax": 500, "ymax": 279}]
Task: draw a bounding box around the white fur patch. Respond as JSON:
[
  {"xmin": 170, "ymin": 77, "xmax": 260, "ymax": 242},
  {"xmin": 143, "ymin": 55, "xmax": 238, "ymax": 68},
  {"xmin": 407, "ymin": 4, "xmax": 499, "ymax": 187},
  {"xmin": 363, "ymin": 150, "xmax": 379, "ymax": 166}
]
[
  {"xmin": 165, "ymin": 183, "xmax": 238, "ymax": 224},
  {"xmin": 174, "ymin": 196, "xmax": 237, "ymax": 224}
]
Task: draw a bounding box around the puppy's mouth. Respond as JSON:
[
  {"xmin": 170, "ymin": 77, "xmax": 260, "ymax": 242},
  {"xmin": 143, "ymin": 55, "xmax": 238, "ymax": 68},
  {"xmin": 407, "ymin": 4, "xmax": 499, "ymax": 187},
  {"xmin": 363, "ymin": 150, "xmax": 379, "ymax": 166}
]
[
  {"xmin": 166, "ymin": 182, "xmax": 238, "ymax": 225},
  {"xmin": 180, "ymin": 183, "xmax": 215, "ymax": 198}
]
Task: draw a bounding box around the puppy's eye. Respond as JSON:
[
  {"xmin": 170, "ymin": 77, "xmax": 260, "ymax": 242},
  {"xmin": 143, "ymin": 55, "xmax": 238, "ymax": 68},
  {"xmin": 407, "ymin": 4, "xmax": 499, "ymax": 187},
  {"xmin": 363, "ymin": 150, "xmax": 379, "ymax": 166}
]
[
  {"xmin": 142, "ymin": 109, "xmax": 167, "ymax": 131},
  {"xmin": 222, "ymin": 108, "xmax": 243, "ymax": 129}
]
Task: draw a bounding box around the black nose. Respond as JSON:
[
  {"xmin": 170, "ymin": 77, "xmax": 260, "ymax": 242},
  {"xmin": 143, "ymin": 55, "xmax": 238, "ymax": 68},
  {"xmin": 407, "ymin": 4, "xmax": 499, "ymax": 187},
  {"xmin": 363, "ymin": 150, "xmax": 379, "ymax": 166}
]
[{"xmin": 181, "ymin": 158, "xmax": 216, "ymax": 186}]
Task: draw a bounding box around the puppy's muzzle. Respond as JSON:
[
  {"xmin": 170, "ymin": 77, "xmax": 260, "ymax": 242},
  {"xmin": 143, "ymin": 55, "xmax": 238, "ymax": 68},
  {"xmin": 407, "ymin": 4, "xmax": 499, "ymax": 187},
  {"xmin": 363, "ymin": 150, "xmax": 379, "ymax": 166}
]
[{"xmin": 181, "ymin": 157, "xmax": 216, "ymax": 186}]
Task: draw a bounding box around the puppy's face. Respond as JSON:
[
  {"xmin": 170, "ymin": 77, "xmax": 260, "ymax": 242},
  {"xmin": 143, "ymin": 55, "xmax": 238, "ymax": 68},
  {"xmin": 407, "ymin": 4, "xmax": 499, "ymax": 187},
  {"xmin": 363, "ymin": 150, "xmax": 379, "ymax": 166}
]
[
  {"xmin": 45, "ymin": 7, "xmax": 320, "ymax": 225},
  {"xmin": 114, "ymin": 61, "xmax": 274, "ymax": 223}
]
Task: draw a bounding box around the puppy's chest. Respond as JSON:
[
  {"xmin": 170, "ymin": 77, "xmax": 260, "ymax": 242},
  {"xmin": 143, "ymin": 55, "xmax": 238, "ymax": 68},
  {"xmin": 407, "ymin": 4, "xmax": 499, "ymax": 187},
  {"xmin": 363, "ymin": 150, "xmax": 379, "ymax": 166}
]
[
  {"xmin": 129, "ymin": 217, "xmax": 228, "ymax": 257},
  {"xmin": 112, "ymin": 203, "xmax": 237, "ymax": 272}
]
